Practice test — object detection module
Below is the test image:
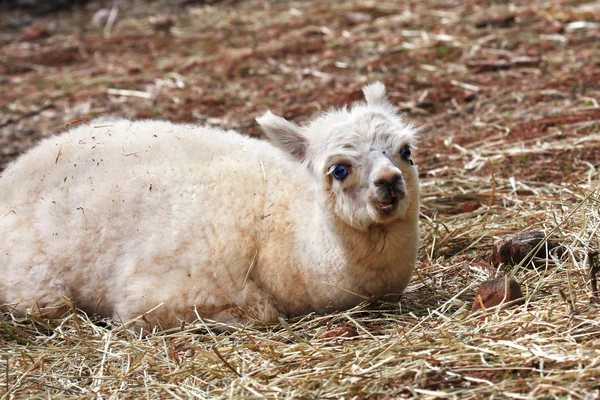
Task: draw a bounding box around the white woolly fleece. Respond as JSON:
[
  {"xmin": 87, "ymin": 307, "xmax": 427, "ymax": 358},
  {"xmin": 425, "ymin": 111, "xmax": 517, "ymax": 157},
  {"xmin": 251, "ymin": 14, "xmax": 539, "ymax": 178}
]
[{"xmin": 0, "ymin": 83, "xmax": 419, "ymax": 331}]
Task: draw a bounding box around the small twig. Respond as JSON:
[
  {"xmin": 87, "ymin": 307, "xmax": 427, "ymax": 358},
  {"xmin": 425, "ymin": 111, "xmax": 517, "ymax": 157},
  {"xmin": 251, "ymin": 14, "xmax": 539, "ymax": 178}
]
[
  {"xmin": 450, "ymin": 80, "xmax": 480, "ymax": 92},
  {"xmin": 487, "ymin": 158, "xmax": 496, "ymax": 207},
  {"xmin": 212, "ymin": 346, "xmax": 241, "ymax": 377},
  {"xmin": 589, "ymin": 251, "xmax": 600, "ymax": 303},
  {"xmin": 242, "ymin": 247, "xmax": 259, "ymax": 289},
  {"xmin": 107, "ymin": 88, "xmax": 153, "ymax": 100},
  {"xmin": 55, "ymin": 146, "xmax": 62, "ymax": 164},
  {"xmin": 91, "ymin": 297, "xmax": 103, "ymax": 318},
  {"xmin": 476, "ymin": 294, "xmax": 487, "ymax": 313},
  {"xmin": 112, "ymin": 303, "xmax": 164, "ymax": 333},
  {"xmin": 66, "ymin": 119, "xmax": 89, "ymax": 131},
  {"xmin": 320, "ymin": 281, "xmax": 370, "ymax": 300},
  {"xmin": 4, "ymin": 355, "xmax": 8, "ymax": 395},
  {"xmin": 103, "ymin": 6, "xmax": 119, "ymax": 36},
  {"xmin": 277, "ymin": 317, "xmax": 313, "ymax": 346},
  {"xmin": 0, "ymin": 104, "xmax": 54, "ymax": 129}
]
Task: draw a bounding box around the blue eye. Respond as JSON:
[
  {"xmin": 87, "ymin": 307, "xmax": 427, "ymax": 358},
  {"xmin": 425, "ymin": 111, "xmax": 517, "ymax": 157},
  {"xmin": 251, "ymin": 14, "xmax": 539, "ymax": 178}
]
[
  {"xmin": 332, "ymin": 165, "xmax": 349, "ymax": 180},
  {"xmin": 401, "ymin": 145, "xmax": 412, "ymax": 162}
]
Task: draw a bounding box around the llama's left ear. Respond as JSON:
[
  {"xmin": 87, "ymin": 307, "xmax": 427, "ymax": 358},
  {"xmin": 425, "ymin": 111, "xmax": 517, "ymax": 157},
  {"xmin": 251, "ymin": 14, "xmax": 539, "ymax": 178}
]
[
  {"xmin": 362, "ymin": 81, "xmax": 390, "ymax": 106},
  {"xmin": 256, "ymin": 111, "xmax": 308, "ymax": 162}
]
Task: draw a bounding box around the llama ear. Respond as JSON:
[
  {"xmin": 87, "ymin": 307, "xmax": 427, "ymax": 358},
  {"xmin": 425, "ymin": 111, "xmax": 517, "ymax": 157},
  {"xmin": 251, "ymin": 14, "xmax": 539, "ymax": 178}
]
[
  {"xmin": 256, "ymin": 111, "xmax": 308, "ymax": 161},
  {"xmin": 362, "ymin": 81, "xmax": 390, "ymax": 106}
]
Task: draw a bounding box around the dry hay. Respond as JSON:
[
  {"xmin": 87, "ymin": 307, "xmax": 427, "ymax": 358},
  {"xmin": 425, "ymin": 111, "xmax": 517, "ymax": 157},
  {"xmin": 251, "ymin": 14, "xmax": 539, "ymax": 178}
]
[
  {"xmin": 2, "ymin": 0, "xmax": 600, "ymax": 398},
  {"xmin": 2, "ymin": 161, "xmax": 600, "ymax": 399}
]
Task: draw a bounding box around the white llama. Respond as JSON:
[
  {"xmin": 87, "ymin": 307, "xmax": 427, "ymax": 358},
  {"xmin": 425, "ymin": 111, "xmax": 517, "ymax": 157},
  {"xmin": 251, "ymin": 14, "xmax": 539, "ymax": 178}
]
[{"xmin": 0, "ymin": 82, "xmax": 419, "ymax": 331}]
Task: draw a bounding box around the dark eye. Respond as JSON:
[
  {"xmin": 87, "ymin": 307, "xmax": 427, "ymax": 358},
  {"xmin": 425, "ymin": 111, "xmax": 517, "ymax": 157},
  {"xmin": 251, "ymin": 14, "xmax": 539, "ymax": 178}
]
[
  {"xmin": 332, "ymin": 165, "xmax": 350, "ymax": 180},
  {"xmin": 401, "ymin": 145, "xmax": 412, "ymax": 163}
]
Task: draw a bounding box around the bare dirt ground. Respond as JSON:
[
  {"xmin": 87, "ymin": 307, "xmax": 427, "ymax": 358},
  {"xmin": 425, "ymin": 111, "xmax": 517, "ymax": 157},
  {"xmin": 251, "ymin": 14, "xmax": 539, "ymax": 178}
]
[{"xmin": 1, "ymin": 0, "xmax": 600, "ymax": 398}]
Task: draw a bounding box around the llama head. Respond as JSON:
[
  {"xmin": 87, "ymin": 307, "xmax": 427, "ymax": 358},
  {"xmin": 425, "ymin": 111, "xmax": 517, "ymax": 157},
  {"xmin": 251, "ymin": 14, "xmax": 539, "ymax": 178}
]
[{"xmin": 257, "ymin": 82, "xmax": 419, "ymax": 231}]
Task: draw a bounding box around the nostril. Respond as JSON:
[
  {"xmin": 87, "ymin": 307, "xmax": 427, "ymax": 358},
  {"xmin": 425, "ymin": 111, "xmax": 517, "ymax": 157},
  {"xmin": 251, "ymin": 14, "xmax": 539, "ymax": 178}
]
[
  {"xmin": 395, "ymin": 186, "xmax": 406, "ymax": 199},
  {"xmin": 374, "ymin": 179, "xmax": 389, "ymax": 190},
  {"xmin": 391, "ymin": 174, "xmax": 402, "ymax": 187},
  {"xmin": 375, "ymin": 174, "xmax": 402, "ymax": 190}
]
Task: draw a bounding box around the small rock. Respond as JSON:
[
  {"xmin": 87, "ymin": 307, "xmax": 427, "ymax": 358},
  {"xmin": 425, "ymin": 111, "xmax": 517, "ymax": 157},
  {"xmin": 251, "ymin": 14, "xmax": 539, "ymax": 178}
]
[
  {"xmin": 492, "ymin": 231, "xmax": 554, "ymax": 268},
  {"xmin": 127, "ymin": 66, "xmax": 142, "ymax": 75},
  {"xmin": 151, "ymin": 15, "xmax": 175, "ymax": 34},
  {"xmin": 346, "ymin": 12, "xmax": 373, "ymax": 25},
  {"xmin": 462, "ymin": 201, "xmax": 481, "ymax": 213},
  {"xmin": 547, "ymin": 21, "xmax": 565, "ymax": 33},
  {"xmin": 472, "ymin": 277, "xmax": 523, "ymax": 312},
  {"xmin": 318, "ymin": 326, "xmax": 358, "ymax": 340},
  {"xmin": 22, "ymin": 26, "xmax": 50, "ymax": 40},
  {"xmin": 462, "ymin": 92, "xmax": 477, "ymax": 103}
]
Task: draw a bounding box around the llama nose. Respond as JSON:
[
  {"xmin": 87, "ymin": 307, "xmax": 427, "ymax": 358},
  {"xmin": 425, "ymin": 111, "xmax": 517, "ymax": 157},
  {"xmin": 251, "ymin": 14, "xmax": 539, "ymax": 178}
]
[{"xmin": 375, "ymin": 172, "xmax": 403, "ymax": 193}]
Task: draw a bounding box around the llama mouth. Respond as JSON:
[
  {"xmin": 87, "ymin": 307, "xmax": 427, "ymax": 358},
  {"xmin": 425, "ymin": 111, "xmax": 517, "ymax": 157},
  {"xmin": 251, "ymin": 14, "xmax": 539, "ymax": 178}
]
[{"xmin": 374, "ymin": 197, "xmax": 399, "ymax": 215}]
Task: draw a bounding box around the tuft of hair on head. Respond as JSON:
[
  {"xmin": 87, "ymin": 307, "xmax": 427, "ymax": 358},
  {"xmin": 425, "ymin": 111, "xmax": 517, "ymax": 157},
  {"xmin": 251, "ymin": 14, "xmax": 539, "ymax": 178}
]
[
  {"xmin": 256, "ymin": 111, "xmax": 308, "ymax": 162},
  {"xmin": 362, "ymin": 81, "xmax": 390, "ymax": 107}
]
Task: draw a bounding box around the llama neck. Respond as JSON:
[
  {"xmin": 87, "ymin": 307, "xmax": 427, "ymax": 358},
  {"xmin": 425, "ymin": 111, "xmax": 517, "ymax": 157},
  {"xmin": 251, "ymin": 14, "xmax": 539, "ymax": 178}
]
[
  {"xmin": 294, "ymin": 193, "xmax": 410, "ymax": 271},
  {"xmin": 326, "ymin": 212, "xmax": 414, "ymax": 267},
  {"xmin": 259, "ymin": 191, "xmax": 418, "ymax": 315},
  {"xmin": 294, "ymin": 203, "xmax": 418, "ymax": 306}
]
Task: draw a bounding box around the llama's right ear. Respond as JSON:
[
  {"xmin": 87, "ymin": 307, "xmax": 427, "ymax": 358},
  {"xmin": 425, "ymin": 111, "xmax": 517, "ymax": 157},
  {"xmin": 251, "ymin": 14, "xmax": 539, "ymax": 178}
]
[
  {"xmin": 362, "ymin": 81, "xmax": 391, "ymax": 106},
  {"xmin": 256, "ymin": 111, "xmax": 308, "ymax": 162}
]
